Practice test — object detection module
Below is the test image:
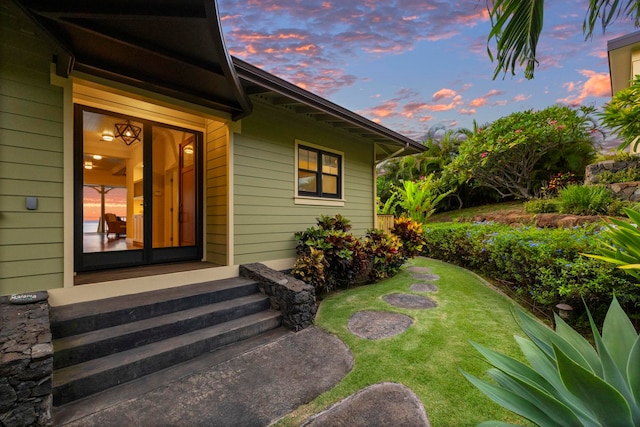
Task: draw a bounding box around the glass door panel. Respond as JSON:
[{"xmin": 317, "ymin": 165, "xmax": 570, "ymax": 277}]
[
  {"xmin": 80, "ymin": 110, "xmax": 143, "ymax": 254},
  {"xmin": 151, "ymin": 126, "xmax": 198, "ymax": 249}
]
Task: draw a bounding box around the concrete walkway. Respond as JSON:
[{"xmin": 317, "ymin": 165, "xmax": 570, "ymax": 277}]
[{"xmin": 57, "ymin": 327, "xmax": 352, "ymax": 426}]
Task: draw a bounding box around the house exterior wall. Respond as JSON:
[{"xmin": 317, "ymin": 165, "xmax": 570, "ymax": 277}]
[
  {"xmin": 0, "ymin": 2, "xmax": 65, "ymax": 295},
  {"xmin": 232, "ymin": 100, "xmax": 375, "ymax": 265},
  {"xmin": 206, "ymin": 119, "xmax": 229, "ymax": 265}
]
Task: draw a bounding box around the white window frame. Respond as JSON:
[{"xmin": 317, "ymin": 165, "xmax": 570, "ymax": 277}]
[{"xmin": 294, "ymin": 140, "xmax": 345, "ymax": 206}]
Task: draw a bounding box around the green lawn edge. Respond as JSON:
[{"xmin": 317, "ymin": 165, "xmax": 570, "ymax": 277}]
[{"xmin": 274, "ymin": 257, "xmax": 531, "ymax": 427}]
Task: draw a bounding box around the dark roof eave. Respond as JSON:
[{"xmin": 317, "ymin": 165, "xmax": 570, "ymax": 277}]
[{"xmin": 232, "ymin": 56, "xmax": 424, "ymax": 153}]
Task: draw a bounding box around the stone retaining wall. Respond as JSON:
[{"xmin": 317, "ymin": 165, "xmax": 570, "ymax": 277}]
[
  {"xmin": 239, "ymin": 263, "xmax": 317, "ymax": 332},
  {"xmin": 585, "ymin": 160, "xmax": 640, "ymax": 184},
  {"xmin": 0, "ymin": 296, "xmax": 53, "ymax": 426}
]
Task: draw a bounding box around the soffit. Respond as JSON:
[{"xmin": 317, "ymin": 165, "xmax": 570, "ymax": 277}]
[
  {"xmin": 14, "ymin": 0, "xmax": 252, "ymax": 119},
  {"xmin": 608, "ymin": 30, "xmax": 640, "ymax": 94}
]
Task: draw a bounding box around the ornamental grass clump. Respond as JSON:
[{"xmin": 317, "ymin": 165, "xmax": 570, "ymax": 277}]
[
  {"xmin": 461, "ymin": 296, "xmax": 640, "ymax": 426},
  {"xmin": 556, "ymin": 184, "xmax": 614, "ymax": 216}
]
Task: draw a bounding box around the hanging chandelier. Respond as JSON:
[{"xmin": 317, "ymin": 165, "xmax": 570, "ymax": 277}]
[{"xmin": 114, "ymin": 120, "xmax": 142, "ymax": 145}]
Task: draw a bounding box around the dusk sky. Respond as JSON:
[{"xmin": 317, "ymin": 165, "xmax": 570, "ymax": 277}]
[{"xmin": 217, "ymin": 0, "xmax": 638, "ymax": 142}]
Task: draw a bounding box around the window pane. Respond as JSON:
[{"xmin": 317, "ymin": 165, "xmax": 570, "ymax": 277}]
[
  {"xmin": 299, "ymin": 148, "xmax": 317, "ymax": 171},
  {"xmin": 299, "ymin": 170, "xmax": 317, "ymax": 193},
  {"xmin": 322, "ymin": 174, "xmax": 338, "ymax": 195},
  {"xmin": 322, "ymin": 154, "xmax": 339, "ymax": 175}
]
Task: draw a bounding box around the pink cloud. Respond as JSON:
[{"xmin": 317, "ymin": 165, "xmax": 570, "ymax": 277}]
[
  {"xmin": 432, "ymin": 88, "xmax": 457, "ymax": 101},
  {"xmin": 459, "ymin": 108, "xmax": 476, "ymax": 115},
  {"xmin": 557, "ymin": 70, "xmax": 611, "ymax": 106}
]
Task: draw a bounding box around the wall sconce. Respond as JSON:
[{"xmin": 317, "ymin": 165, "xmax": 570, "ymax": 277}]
[
  {"xmin": 101, "ymin": 130, "xmax": 114, "ymax": 142},
  {"xmin": 114, "ymin": 120, "xmax": 142, "ymax": 145}
]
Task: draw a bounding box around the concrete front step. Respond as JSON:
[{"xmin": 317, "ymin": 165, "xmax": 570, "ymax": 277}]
[
  {"xmin": 53, "ymin": 309, "xmax": 282, "ymax": 406},
  {"xmin": 53, "ymin": 293, "xmax": 272, "ymax": 370},
  {"xmin": 50, "ymin": 277, "xmax": 260, "ymax": 338}
]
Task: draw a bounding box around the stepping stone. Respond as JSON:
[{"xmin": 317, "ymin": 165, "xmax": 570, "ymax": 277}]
[
  {"xmin": 410, "ymin": 283, "xmax": 438, "ymax": 293},
  {"xmin": 348, "ymin": 311, "xmax": 413, "ymax": 340},
  {"xmin": 406, "ymin": 266, "xmax": 432, "ymax": 274},
  {"xmin": 383, "ymin": 293, "xmax": 437, "ymax": 309},
  {"xmin": 411, "ymin": 273, "xmax": 440, "ymax": 281},
  {"xmin": 303, "ymin": 382, "xmax": 430, "ymax": 427}
]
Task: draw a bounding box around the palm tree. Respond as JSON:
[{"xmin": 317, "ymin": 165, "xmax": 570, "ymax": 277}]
[{"xmin": 489, "ymin": 0, "xmax": 640, "ymax": 79}]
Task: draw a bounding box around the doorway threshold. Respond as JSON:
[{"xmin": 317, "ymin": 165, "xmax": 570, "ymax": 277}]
[{"xmin": 74, "ymin": 261, "xmax": 220, "ymax": 286}]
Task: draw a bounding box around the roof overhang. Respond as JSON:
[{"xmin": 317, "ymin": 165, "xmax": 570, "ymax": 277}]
[
  {"xmin": 14, "ymin": 0, "xmax": 422, "ymax": 158},
  {"xmin": 608, "ymin": 30, "xmax": 640, "ymax": 94},
  {"xmin": 13, "ymin": 0, "xmax": 252, "ymax": 119},
  {"xmin": 233, "ymin": 57, "xmax": 425, "ymax": 160}
]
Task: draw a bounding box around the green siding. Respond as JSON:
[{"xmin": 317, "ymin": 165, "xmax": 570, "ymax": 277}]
[
  {"xmin": 0, "ymin": 2, "xmax": 64, "ymax": 295},
  {"xmin": 205, "ymin": 120, "xmax": 228, "ymax": 266},
  {"xmin": 233, "ymin": 100, "xmax": 375, "ymax": 265}
]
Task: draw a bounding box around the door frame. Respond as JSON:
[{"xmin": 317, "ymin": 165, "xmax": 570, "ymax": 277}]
[{"xmin": 74, "ymin": 104, "xmax": 204, "ymax": 272}]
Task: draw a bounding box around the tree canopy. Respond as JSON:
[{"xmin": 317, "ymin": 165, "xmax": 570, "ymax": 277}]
[{"xmin": 489, "ymin": 0, "xmax": 640, "ymax": 79}]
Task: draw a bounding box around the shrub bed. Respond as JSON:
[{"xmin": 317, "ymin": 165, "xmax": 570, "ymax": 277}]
[
  {"xmin": 292, "ymin": 215, "xmax": 425, "ymax": 295},
  {"xmin": 422, "ymin": 221, "xmax": 640, "ymax": 328}
]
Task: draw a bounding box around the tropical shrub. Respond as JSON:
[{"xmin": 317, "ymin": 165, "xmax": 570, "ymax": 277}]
[
  {"xmin": 524, "ymin": 198, "xmax": 558, "ymax": 214},
  {"xmin": 596, "ymin": 166, "xmax": 640, "ymax": 184},
  {"xmin": 390, "ymin": 216, "xmax": 425, "ymax": 258},
  {"xmin": 395, "ymin": 175, "xmax": 451, "ymax": 224},
  {"xmin": 292, "ymin": 214, "xmax": 422, "ymax": 294},
  {"xmin": 363, "ymin": 229, "xmax": 405, "ymax": 281},
  {"xmin": 600, "ymin": 75, "xmax": 640, "ymax": 151},
  {"xmin": 443, "ymin": 105, "xmax": 598, "ymax": 200},
  {"xmin": 556, "ymin": 184, "xmax": 614, "ymax": 216},
  {"xmin": 422, "ymin": 222, "xmax": 639, "ymax": 326},
  {"xmin": 461, "ymin": 297, "xmax": 640, "ymax": 426}
]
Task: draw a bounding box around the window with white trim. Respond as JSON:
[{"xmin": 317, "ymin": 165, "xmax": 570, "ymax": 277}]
[{"xmin": 297, "ymin": 144, "xmax": 342, "ymax": 199}]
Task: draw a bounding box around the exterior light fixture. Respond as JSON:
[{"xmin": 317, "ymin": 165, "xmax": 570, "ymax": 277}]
[
  {"xmin": 101, "ymin": 130, "xmax": 114, "ymax": 142},
  {"xmin": 114, "ymin": 120, "xmax": 142, "ymax": 145},
  {"xmin": 555, "ymin": 303, "xmax": 573, "ymax": 319}
]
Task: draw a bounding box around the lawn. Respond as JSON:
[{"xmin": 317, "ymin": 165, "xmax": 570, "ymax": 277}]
[{"xmin": 276, "ymin": 257, "xmax": 533, "ymax": 427}]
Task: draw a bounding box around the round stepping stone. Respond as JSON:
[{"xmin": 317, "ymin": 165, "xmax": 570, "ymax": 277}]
[
  {"xmin": 411, "ymin": 273, "xmax": 440, "ymax": 281},
  {"xmin": 383, "ymin": 293, "xmax": 437, "ymax": 309},
  {"xmin": 304, "ymin": 382, "xmax": 431, "ymax": 427},
  {"xmin": 406, "ymin": 266, "xmax": 432, "ymax": 274},
  {"xmin": 410, "ymin": 283, "xmax": 438, "ymax": 293},
  {"xmin": 348, "ymin": 311, "xmax": 413, "ymax": 340}
]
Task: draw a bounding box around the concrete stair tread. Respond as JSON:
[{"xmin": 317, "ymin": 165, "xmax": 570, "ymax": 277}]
[
  {"xmin": 53, "ymin": 293, "xmax": 270, "ymax": 353},
  {"xmin": 53, "ymin": 309, "xmax": 281, "ymax": 389},
  {"xmin": 51, "ymin": 276, "xmax": 257, "ymax": 324},
  {"xmin": 52, "ymin": 327, "xmax": 292, "ymax": 424}
]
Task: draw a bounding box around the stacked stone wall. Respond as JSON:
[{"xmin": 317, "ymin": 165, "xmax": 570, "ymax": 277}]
[
  {"xmin": 239, "ymin": 263, "xmax": 317, "ymax": 331},
  {"xmin": 0, "ymin": 296, "xmax": 53, "ymax": 426}
]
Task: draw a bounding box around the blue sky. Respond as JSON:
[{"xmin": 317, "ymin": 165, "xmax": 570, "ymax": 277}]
[{"xmin": 217, "ymin": 0, "xmax": 637, "ymax": 142}]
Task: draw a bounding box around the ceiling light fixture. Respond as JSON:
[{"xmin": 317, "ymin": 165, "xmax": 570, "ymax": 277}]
[
  {"xmin": 114, "ymin": 120, "xmax": 142, "ymax": 146},
  {"xmin": 84, "ymin": 161, "xmax": 93, "ymax": 170},
  {"xmin": 101, "ymin": 130, "xmax": 114, "ymax": 142},
  {"xmin": 92, "ymin": 154, "xmax": 102, "ymax": 160}
]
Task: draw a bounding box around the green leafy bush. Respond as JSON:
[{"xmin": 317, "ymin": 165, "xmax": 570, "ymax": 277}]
[
  {"xmin": 292, "ymin": 215, "xmax": 421, "ymax": 294},
  {"xmin": 363, "ymin": 229, "xmax": 404, "ymax": 281},
  {"xmin": 524, "ymin": 199, "xmax": 559, "ymax": 214},
  {"xmin": 390, "ymin": 216, "xmax": 425, "ymax": 258},
  {"xmin": 556, "ymin": 184, "xmax": 614, "ymax": 216},
  {"xmin": 422, "ymin": 222, "xmax": 639, "ymax": 326},
  {"xmin": 461, "ymin": 297, "xmax": 640, "ymax": 426},
  {"xmin": 597, "ymin": 166, "xmax": 640, "ymax": 184}
]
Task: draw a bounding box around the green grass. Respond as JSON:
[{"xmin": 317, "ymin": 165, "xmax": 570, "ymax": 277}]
[{"xmin": 276, "ymin": 257, "xmax": 532, "ymax": 426}]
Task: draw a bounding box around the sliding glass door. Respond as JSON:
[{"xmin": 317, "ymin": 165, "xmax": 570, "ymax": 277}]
[{"xmin": 74, "ymin": 105, "xmax": 202, "ymax": 271}]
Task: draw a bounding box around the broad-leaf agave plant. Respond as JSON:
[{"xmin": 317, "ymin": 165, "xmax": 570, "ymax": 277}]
[{"xmin": 460, "ymin": 296, "xmax": 640, "ymax": 426}]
